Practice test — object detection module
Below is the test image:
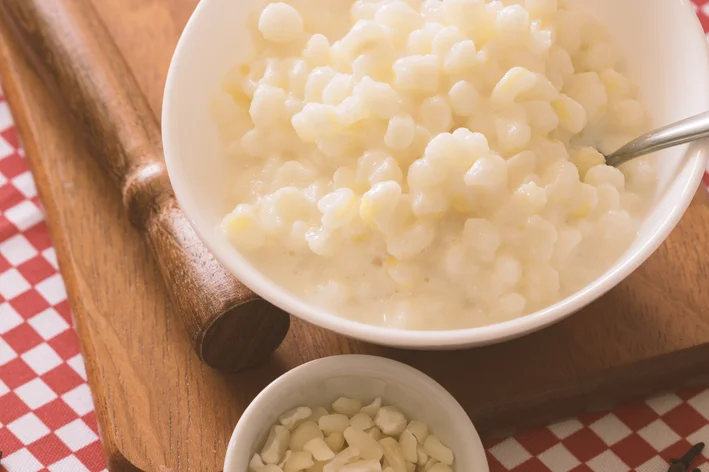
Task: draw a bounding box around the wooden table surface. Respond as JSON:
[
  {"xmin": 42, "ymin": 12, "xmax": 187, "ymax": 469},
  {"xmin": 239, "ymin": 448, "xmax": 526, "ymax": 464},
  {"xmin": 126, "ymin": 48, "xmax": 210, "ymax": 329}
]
[{"xmin": 1, "ymin": 0, "xmax": 709, "ymax": 470}]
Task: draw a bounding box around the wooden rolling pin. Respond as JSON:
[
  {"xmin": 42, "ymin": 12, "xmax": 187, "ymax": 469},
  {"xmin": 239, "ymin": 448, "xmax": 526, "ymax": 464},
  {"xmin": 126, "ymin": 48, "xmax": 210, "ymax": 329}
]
[{"xmin": 0, "ymin": 0, "xmax": 291, "ymax": 372}]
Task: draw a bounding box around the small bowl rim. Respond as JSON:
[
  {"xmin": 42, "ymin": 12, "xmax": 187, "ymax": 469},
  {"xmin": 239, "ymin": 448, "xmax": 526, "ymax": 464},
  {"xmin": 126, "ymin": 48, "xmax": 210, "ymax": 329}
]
[
  {"xmin": 163, "ymin": 0, "xmax": 709, "ymax": 349},
  {"xmin": 222, "ymin": 354, "xmax": 489, "ymax": 471}
]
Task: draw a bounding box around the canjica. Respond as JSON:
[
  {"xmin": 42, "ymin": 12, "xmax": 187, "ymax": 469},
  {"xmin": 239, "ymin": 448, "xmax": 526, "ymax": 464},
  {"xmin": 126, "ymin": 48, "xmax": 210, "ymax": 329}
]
[{"xmin": 211, "ymin": 0, "xmax": 657, "ymax": 330}]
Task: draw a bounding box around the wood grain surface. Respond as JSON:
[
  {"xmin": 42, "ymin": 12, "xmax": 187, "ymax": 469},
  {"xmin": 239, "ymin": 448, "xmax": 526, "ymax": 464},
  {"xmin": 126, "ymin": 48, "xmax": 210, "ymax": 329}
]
[
  {"xmin": 1, "ymin": 0, "xmax": 709, "ymax": 471},
  {"xmin": 0, "ymin": 0, "xmax": 291, "ymax": 373}
]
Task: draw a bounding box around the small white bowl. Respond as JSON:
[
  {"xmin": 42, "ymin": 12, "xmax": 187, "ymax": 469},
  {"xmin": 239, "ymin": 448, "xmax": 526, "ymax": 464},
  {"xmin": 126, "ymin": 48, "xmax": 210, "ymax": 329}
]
[
  {"xmin": 222, "ymin": 355, "xmax": 488, "ymax": 471},
  {"xmin": 163, "ymin": 0, "xmax": 709, "ymax": 349}
]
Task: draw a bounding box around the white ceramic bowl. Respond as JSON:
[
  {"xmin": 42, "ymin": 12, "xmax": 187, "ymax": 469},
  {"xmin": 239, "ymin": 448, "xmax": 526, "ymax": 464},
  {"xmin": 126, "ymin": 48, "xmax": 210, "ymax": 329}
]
[
  {"xmin": 163, "ymin": 0, "xmax": 709, "ymax": 349},
  {"xmin": 222, "ymin": 355, "xmax": 488, "ymax": 471}
]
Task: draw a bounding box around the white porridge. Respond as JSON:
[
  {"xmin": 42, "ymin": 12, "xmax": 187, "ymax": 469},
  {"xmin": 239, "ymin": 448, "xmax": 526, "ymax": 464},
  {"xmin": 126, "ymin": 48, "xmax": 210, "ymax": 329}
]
[{"xmin": 212, "ymin": 0, "xmax": 657, "ymax": 330}]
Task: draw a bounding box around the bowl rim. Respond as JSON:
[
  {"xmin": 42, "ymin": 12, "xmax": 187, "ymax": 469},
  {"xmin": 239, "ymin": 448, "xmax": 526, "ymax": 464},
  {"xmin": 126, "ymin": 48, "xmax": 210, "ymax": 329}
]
[
  {"xmin": 162, "ymin": 0, "xmax": 709, "ymax": 349},
  {"xmin": 222, "ymin": 354, "xmax": 489, "ymax": 471}
]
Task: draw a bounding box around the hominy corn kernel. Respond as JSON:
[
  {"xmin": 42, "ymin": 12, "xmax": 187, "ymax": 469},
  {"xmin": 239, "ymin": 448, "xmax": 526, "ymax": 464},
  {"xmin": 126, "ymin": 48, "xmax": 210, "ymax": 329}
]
[
  {"xmin": 419, "ymin": 96, "xmax": 453, "ymax": 135},
  {"xmin": 407, "ymin": 23, "xmax": 443, "ymax": 55},
  {"xmin": 366, "ymin": 427, "xmax": 383, "ymax": 441},
  {"xmin": 341, "ymin": 459, "xmax": 385, "ymax": 472},
  {"xmin": 333, "ymin": 397, "xmax": 364, "ymax": 417},
  {"xmin": 305, "ymin": 67, "xmax": 337, "ymax": 103},
  {"xmin": 350, "ymin": 412, "xmax": 376, "ymax": 431},
  {"xmin": 416, "ymin": 446, "xmax": 429, "ymax": 465},
  {"xmin": 386, "ymin": 223, "xmax": 435, "ymax": 260},
  {"xmin": 310, "ymin": 407, "xmax": 331, "ymax": 423},
  {"xmin": 304, "ymin": 438, "xmax": 336, "ymax": 461},
  {"xmin": 258, "ymin": 3, "xmax": 304, "ymax": 43},
  {"xmin": 393, "ymin": 55, "xmax": 439, "ymax": 94},
  {"xmin": 564, "ymin": 72, "xmax": 608, "ymax": 122},
  {"xmin": 448, "ymin": 80, "xmax": 480, "ymax": 116},
  {"xmin": 491, "ymin": 67, "xmax": 537, "ymax": 103},
  {"xmin": 443, "ymin": 40, "xmax": 477, "ymax": 76},
  {"xmin": 600, "ymin": 69, "xmax": 632, "ymax": 98},
  {"xmin": 464, "ymin": 155, "xmax": 507, "ymax": 190},
  {"xmin": 525, "ymin": 100, "xmax": 559, "ymax": 134},
  {"xmin": 553, "ymin": 94, "xmax": 587, "ymax": 133},
  {"xmin": 398, "ymin": 430, "xmax": 418, "ymax": 463},
  {"xmin": 285, "ymin": 451, "xmax": 315, "ymax": 472},
  {"xmin": 406, "ymin": 421, "xmax": 429, "ymax": 445},
  {"xmin": 380, "ymin": 438, "xmax": 407, "ymax": 472},
  {"xmin": 385, "ymin": 115, "xmax": 416, "ymax": 150},
  {"xmin": 584, "ymin": 165, "xmax": 625, "ymax": 191},
  {"xmin": 250, "ymin": 84, "xmax": 287, "ymax": 127},
  {"xmin": 423, "ymin": 436, "xmax": 453, "ymax": 466},
  {"xmin": 291, "ymin": 421, "xmax": 324, "ymax": 452},
  {"xmin": 222, "ymin": 205, "xmax": 265, "ymax": 252},
  {"xmin": 375, "ymin": 1, "xmax": 423, "ymax": 32},
  {"xmin": 497, "ymin": 5, "xmax": 530, "ymax": 44},
  {"xmin": 280, "ymin": 407, "xmax": 313, "ymax": 430},
  {"xmin": 250, "ymin": 453, "xmax": 266, "ymax": 472},
  {"xmin": 325, "ymin": 432, "xmax": 346, "ymax": 453},
  {"xmin": 319, "ymin": 414, "xmax": 351, "ymax": 435},
  {"xmin": 324, "ymin": 447, "xmax": 361, "ymax": 472},
  {"xmin": 262, "ymin": 425, "xmax": 291, "ymax": 464},
  {"xmin": 344, "ymin": 427, "xmax": 384, "ymax": 461},
  {"xmin": 423, "ymin": 457, "xmax": 439, "ymax": 471},
  {"xmin": 279, "ymin": 447, "xmax": 291, "ymax": 466},
  {"xmin": 432, "ymin": 26, "xmax": 464, "ymax": 58},
  {"xmin": 374, "ymin": 407, "xmax": 408, "ymax": 436},
  {"xmin": 355, "ymin": 78, "xmax": 400, "ymax": 119},
  {"xmin": 304, "ymin": 34, "xmax": 332, "ymax": 67}
]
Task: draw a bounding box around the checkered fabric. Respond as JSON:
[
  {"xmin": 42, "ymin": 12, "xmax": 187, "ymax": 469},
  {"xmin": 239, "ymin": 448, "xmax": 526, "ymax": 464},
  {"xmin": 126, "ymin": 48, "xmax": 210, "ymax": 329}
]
[
  {"xmin": 2, "ymin": 4, "xmax": 709, "ymax": 472},
  {"xmin": 0, "ymin": 93, "xmax": 105, "ymax": 471},
  {"xmin": 487, "ymin": 386, "xmax": 709, "ymax": 472},
  {"xmin": 695, "ymin": 0, "xmax": 709, "ymax": 32}
]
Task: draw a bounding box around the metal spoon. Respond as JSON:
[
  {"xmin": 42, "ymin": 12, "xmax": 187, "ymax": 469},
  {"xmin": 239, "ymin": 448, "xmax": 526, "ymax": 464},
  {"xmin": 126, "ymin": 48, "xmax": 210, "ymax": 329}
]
[{"xmin": 605, "ymin": 111, "xmax": 709, "ymax": 167}]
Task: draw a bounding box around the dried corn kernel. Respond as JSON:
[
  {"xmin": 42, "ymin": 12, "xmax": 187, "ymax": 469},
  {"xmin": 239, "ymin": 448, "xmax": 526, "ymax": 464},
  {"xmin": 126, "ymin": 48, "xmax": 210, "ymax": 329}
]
[
  {"xmin": 325, "ymin": 432, "xmax": 346, "ymax": 453},
  {"xmin": 380, "ymin": 437, "xmax": 407, "ymax": 472},
  {"xmin": 399, "ymin": 430, "xmax": 418, "ymax": 462},
  {"xmin": 304, "ymin": 438, "xmax": 336, "ymax": 461},
  {"xmin": 285, "ymin": 451, "xmax": 315, "ymax": 472},
  {"xmin": 333, "ymin": 397, "xmax": 364, "ymax": 417},
  {"xmin": 345, "ymin": 426, "xmax": 385, "ymax": 461},
  {"xmin": 280, "ymin": 407, "xmax": 313, "ymax": 430},
  {"xmin": 423, "ymin": 435, "xmax": 454, "ymax": 466},
  {"xmin": 319, "ymin": 414, "xmax": 350, "ymax": 435},
  {"xmin": 291, "ymin": 421, "xmax": 324, "ymax": 451},
  {"xmin": 351, "ymin": 412, "xmax": 376, "ymax": 431},
  {"xmin": 262, "ymin": 425, "xmax": 291, "ymax": 464},
  {"xmin": 406, "ymin": 421, "xmax": 429, "ymax": 445}
]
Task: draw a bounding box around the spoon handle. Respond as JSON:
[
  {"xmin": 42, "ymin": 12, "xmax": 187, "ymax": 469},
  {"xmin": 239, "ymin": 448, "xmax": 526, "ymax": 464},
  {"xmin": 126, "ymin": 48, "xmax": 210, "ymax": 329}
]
[{"xmin": 606, "ymin": 111, "xmax": 709, "ymax": 167}]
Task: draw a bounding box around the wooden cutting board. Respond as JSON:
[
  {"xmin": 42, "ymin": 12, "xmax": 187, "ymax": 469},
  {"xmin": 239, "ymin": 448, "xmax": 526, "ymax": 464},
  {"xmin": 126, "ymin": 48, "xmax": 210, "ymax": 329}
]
[{"xmin": 1, "ymin": 1, "xmax": 709, "ymax": 471}]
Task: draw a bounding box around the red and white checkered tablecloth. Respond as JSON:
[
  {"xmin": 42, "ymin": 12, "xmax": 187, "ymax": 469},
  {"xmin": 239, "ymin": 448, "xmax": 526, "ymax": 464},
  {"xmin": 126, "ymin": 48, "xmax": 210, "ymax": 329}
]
[
  {"xmin": 0, "ymin": 94, "xmax": 104, "ymax": 471},
  {"xmin": 3, "ymin": 4, "xmax": 709, "ymax": 472}
]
